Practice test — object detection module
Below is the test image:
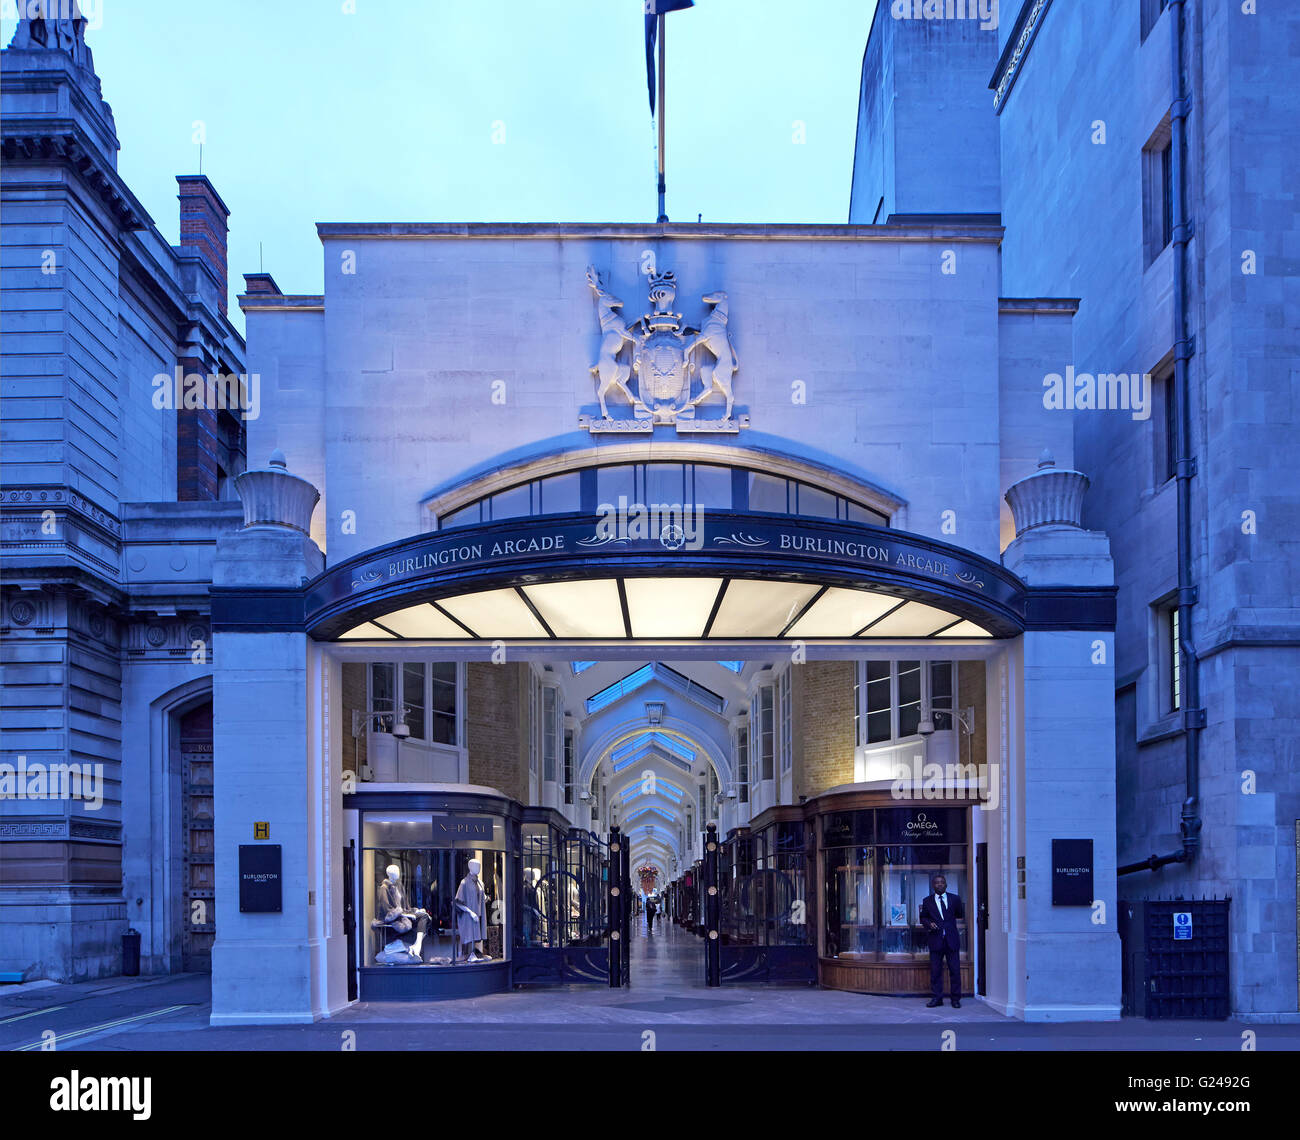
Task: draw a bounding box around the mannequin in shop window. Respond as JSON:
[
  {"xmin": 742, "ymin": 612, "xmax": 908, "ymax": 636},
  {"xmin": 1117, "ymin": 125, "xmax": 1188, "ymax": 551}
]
[
  {"xmin": 373, "ymin": 864, "xmax": 430, "ymax": 963},
  {"xmin": 534, "ymin": 868, "xmax": 550, "ymax": 943},
  {"xmin": 523, "ymin": 867, "xmax": 543, "ymax": 946},
  {"xmin": 454, "ymin": 858, "xmax": 489, "ymax": 962}
]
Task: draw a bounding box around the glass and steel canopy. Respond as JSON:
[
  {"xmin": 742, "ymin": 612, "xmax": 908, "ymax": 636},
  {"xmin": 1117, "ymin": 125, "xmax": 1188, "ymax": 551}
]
[
  {"xmin": 336, "ymin": 579, "xmax": 993, "ymax": 642},
  {"xmin": 293, "ymin": 510, "xmax": 1083, "ymax": 643}
]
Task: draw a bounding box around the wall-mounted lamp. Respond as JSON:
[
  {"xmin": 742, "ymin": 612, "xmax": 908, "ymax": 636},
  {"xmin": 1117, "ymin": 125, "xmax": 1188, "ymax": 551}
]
[{"xmin": 351, "ymin": 707, "xmax": 411, "ymax": 740}]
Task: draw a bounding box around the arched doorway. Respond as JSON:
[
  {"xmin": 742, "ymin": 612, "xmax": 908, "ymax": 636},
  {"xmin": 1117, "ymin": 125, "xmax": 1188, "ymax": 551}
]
[{"xmin": 178, "ymin": 702, "xmax": 215, "ymax": 971}]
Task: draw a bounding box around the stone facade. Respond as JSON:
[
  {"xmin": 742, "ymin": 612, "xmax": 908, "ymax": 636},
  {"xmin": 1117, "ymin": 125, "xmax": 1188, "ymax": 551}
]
[
  {"xmin": 992, "ymin": 0, "xmax": 1300, "ymax": 1017},
  {"xmin": 0, "ymin": 21, "xmax": 245, "ymax": 981}
]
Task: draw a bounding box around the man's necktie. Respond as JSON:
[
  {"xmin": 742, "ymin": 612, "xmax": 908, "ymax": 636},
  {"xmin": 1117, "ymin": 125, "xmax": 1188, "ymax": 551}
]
[{"xmin": 937, "ymin": 895, "xmax": 945, "ymax": 920}]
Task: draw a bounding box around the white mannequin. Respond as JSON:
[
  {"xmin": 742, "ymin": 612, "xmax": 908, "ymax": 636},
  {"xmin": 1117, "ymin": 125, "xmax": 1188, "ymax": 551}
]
[
  {"xmin": 454, "ymin": 857, "xmax": 488, "ymax": 962},
  {"xmin": 382, "ymin": 864, "xmax": 427, "ymax": 960}
]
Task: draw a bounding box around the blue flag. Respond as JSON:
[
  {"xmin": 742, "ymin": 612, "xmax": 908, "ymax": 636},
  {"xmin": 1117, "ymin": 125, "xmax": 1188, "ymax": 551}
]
[{"xmin": 645, "ymin": 0, "xmax": 694, "ymax": 114}]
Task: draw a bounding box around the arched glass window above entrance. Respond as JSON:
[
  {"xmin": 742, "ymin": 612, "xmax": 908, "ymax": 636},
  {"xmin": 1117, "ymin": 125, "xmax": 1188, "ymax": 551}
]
[{"xmin": 438, "ymin": 461, "xmax": 891, "ymax": 531}]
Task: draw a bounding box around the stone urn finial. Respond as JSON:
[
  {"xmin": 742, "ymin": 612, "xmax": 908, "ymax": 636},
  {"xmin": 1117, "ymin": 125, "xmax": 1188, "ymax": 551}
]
[
  {"xmin": 1005, "ymin": 451, "xmax": 1090, "ymax": 536},
  {"xmin": 234, "ymin": 451, "xmax": 319, "ymax": 535}
]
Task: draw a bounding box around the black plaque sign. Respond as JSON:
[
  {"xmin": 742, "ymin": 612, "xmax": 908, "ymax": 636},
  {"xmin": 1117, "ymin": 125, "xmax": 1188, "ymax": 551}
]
[
  {"xmin": 1051, "ymin": 838, "xmax": 1093, "ymax": 906},
  {"xmin": 433, "ymin": 815, "xmax": 494, "ymax": 841},
  {"xmin": 239, "ymin": 844, "xmax": 282, "ymax": 912}
]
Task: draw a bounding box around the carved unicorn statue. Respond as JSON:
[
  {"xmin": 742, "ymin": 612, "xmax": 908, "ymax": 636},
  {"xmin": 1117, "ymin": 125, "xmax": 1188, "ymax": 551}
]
[
  {"xmin": 687, "ymin": 291, "xmax": 738, "ymax": 419},
  {"xmin": 585, "ymin": 266, "xmax": 640, "ymax": 419}
]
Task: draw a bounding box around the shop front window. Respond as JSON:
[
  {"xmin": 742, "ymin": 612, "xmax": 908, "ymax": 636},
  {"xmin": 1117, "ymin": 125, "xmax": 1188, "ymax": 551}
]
[
  {"xmin": 720, "ymin": 824, "xmax": 808, "ymax": 947},
  {"xmin": 822, "ymin": 806, "xmax": 969, "ymax": 963},
  {"xmin": 362, "ymin": 813, "xmax": 508, "ymax": 968}
]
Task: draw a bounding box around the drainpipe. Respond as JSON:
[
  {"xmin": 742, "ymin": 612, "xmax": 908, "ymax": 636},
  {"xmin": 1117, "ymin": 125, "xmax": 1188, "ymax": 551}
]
[{"xmin": 1119, "ymin": 0, "xmax": 1203, "ymax": 877}]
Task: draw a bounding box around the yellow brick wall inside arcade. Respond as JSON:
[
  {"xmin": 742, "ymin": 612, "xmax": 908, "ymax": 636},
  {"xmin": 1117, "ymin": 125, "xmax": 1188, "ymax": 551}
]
[
  {"xmin": 342, "ymin": 662, "xmax": 366, "ymax": 775},
  {"xmin": 466, "ymin": 662, "xmax": 528, "ymax": 801},
  {"xmin": 957, "ymin": 659, "xmax": 987, "ymax": 771},
  {"xmin": 794, "ymin": 661, "xmax": 856, "ymax": 799}
]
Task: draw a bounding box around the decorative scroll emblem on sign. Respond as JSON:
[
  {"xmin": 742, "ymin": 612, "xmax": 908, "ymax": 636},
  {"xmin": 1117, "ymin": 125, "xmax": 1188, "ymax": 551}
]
[{"xmin": 582, "ymin": 266, "xmax": 748, "ymax": 434}]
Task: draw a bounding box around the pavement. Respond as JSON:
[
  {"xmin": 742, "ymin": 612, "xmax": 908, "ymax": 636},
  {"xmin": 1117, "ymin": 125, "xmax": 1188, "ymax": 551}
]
[{"xmin": 3, "ymin": 920, "xmax": 1296, "ymax": 1051}]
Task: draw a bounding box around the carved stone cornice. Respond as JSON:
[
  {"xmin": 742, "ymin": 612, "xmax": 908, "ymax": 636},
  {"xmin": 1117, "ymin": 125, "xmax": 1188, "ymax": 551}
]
[
  {"xmin": 0, "ymin": 484, "xmax": 122, "ymax": 539},
  {"xmin": 990, "ymin": 0, "xmax": 1053, "ymax": 114},
  {"xmin": 122, "ymin": 613, "xmax": 212, "ymax": 663},
  {"xmin": 0, "ymin": 120, "xmax": 148, "ymax": 230},
  {"xmin": 0, "ymin": 819, "xmax": 122, "ymax": 844}
]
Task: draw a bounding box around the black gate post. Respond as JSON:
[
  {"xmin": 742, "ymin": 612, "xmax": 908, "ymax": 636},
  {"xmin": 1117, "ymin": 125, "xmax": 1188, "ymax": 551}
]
[
  {"xmin": 620, "ymin": 832, "xmax": 631, "ymax": 983},
  {"xmin": 608, "ymin": 827, "xmax": 624, "ymax": 987},
  {"xmin": 703, "ymin": 823, "xmax": 721, "ymax": 986}
]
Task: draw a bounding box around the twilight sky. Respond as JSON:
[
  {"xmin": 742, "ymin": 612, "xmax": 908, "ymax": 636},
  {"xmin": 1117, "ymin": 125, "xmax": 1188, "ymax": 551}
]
[{"xmin": 3, "ymin": 0, "xmax": 879, "ymax": 330}]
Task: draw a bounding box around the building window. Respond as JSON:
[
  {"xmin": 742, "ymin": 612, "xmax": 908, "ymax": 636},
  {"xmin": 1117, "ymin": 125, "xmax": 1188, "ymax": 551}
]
[
  {"xmin": 897, "ymin": 661, "xmax": 923, "ymax": 739},
  {"xmin": 439, "ymin": 462, "xmax": 890, "ymax": 530},
  {"xmin": 529, "ymin": 674, "xmax": 539, "ymax": 778},
  {"xmin": 370, "ymin": 663, "xmax": 395, "ymax": 719},
  {"xmin": 403, "ymin": 663, "xmax": 426, "ymax": 740},
  {"xmin": 368, "ymin": 661, "xmax": 459, "ymax": 744},
  {"xmin": 1140, "ymin": 0, "xmax": 1169, "ymax": 42},
  {"xmin": 1168, "ymin": 607, "xmax": 1182, "ymax": 713},
  {"xmin": 758, "ymin": 685, "xmax": 775, "ymax": 781},
  {"xmin": 863, "ymin": 661, "xmax": 892, "ymax": 744},
  {"xmin": 431, "ymin": 663, "xmax": 456, "ymax": 745},
  {"xmin": 779, "ymin": 671, "xmax": 793, "ymax": 773},
  {"xmin": 855, "ymin": 661, "xmax": 957, "ymax": 746},
  {"xmin": 736, "ymin": 725, "xmax": 749, "ymax": 804},
  {"xmin": 542, "ymin": 686, "xmax": 558, "ymax": 782},
  {"xmin": 1151, "ymin": 359, "xmax": 1177, "ymax": 486},
  {"xmin": 1162, "ymin": 368, "xmax": 1178, "ymax": 484},
  {"xmin": 1143, "ymin": 119, "xmax": 1174, "ymax": 265},
  {"xmin": 563, "ymin": 730, "xmax": 574, "ymax": 805}
]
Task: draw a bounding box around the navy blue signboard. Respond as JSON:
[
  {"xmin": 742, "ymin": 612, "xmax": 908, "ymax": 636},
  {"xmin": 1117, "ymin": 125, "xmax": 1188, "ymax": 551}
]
[
  {"xmin": 1050, "ymin": 838, "xmax": 1093, "ymax": 906},
  {"xmin": 239, "ymin": 844, "xmax": 282, "ymax": 912},
  {"xmin": 301, "ymin": 511, "xmax": 1026, "ymax": 638},
  {"xmin": 433, "ymin": 815, "xmax": 494, "ymax": 841}
]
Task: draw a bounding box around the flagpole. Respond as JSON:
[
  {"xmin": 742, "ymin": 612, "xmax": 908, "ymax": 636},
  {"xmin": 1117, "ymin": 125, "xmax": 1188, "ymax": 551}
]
[{"xmin": 656, "ymin": 11, "xmax": 667, "ymax": 223}]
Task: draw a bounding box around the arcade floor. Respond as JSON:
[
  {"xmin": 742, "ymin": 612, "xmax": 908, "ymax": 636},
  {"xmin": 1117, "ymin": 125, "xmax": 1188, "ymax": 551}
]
[{"xmin": 4, "ymin": 918, "xmax": 1286, "ymax": 1050}]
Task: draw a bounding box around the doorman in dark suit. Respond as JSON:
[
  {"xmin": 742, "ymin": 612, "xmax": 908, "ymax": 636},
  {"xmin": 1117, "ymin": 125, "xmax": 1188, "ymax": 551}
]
[{"xmin": 919, "ymin": 873, "xmax": 964, "ymax": 1008}]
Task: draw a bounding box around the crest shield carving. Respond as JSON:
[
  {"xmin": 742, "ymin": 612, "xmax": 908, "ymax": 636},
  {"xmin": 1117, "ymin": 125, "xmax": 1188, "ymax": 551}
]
[{"xmin": 582, "ymin": 266, "xmax": 747, "ymax": 434}]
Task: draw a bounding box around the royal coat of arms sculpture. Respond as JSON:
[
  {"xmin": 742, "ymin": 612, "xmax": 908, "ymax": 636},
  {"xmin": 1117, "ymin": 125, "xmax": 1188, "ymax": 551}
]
[{"xmin": 583, "ymin": 265, "xmax": 746, "ymax": 433}]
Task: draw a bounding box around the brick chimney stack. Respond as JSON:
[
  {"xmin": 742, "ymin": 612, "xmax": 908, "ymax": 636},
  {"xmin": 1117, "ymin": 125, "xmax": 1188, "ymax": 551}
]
[{"xmin": 176, "ymin": 175, "xmax": 230, "ymax": 317}]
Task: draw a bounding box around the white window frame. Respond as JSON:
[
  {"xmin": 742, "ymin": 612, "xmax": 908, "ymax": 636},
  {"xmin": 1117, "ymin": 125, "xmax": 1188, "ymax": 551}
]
[
  {"xmin": 755, "ymin": 683, "xmax": 775, "ymax": 782},
  {"xmin": 736, "ymin": 722, "xmax": 750, "ymax": 805},
  {"xmin": 542, "ymin": 684, "xmax": 559, "ymax": 784},
  {"xmin": 366, "ymin": 660, "xmax": 464, "ymax": 749},
  {"xmin": 778, "ymin": 669, "xmax": 793, "ymax": 774},
  {"xmin": 563, "ymin": 728, "xmax": 575, "ymax": 805},
  {"xmin": 529, "ymin": 672, "xmax": 540, "ymax": 779},
  {"xmin": 854, "ymin": 660, "xmax": 958, "ymax": 747}
]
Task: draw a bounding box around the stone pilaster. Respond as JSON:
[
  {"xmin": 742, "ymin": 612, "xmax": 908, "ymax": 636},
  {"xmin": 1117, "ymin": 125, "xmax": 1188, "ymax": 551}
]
[
  {"xmin": 209, "ymin": 454, "xmax": 337, "ymax": 1024},
  {"xmin": 999, "ymin": 456, "xmax": 1120, "ymax": 1020}
]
